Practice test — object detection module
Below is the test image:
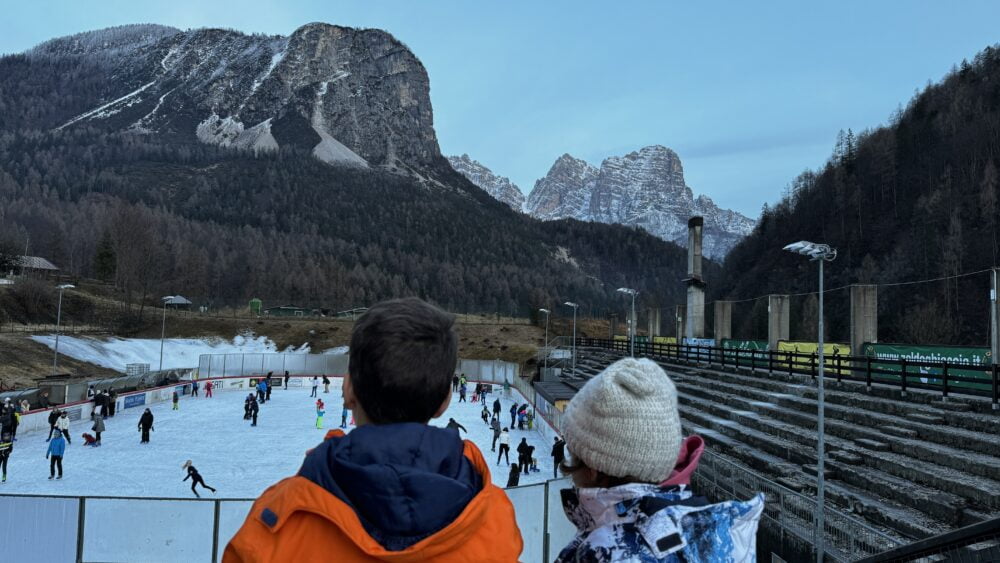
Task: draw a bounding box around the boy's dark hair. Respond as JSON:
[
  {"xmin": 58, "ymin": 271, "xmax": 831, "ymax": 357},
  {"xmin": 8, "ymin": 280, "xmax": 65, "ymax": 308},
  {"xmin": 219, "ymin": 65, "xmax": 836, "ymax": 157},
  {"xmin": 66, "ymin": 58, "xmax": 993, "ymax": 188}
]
[{"xmin": 348, "ymin": 298, "xmax": 458, "ymax": 424}]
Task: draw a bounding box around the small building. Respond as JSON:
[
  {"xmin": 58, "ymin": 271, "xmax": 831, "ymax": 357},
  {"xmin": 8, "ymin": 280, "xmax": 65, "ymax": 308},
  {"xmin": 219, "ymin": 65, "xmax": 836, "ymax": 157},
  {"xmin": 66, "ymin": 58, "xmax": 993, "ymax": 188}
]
[
  {"xmin": 14, "ymin": 255, "xmax": 59, "ymax": 278},
  {"xmin": 264, "ymin": 305, "xmax": 311, "ymax": 317},
  {"xmin": 532, "ymin": 380, "xmax": 579, "ymax": 412},
  {"xmin": 163, "ymin": 295, "xmax": 193, "ymax": 310}
]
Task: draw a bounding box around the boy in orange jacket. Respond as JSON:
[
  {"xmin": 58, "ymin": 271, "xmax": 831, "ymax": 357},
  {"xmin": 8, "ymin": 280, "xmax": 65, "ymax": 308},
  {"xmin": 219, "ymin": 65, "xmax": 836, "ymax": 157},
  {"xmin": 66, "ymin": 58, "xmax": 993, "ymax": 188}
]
[{"xmin": 224, "ymin": 298, "xmax": 522, "ymax": 562}]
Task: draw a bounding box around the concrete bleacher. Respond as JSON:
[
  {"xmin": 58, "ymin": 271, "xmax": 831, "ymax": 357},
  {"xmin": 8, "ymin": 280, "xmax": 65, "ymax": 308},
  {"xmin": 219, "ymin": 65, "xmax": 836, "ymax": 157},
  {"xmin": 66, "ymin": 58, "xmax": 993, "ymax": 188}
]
[{"xmin": 568, "ymin": 347, "xmax": 1000, "ymax": 543}]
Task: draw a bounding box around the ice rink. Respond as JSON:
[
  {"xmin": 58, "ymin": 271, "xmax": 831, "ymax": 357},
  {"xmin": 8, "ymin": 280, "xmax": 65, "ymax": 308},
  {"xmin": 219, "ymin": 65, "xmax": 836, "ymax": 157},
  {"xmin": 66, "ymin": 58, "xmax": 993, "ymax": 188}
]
[{"xmin": 2, "ymin": 379, "xmax": 556, "ymax": 498}]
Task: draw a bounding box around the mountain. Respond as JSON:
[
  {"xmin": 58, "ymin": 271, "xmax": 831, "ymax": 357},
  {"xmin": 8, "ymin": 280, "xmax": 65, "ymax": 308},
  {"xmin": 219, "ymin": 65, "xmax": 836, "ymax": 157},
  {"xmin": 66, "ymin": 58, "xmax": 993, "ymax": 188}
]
[
  {"xmin": 0, "ymin": 23, "xmax": 713, "ymax": 322},
  {"xmin": 447, "ymin": 154, "xmax": 525, "ymax": 210},
  {"xmin": 716, "ymin": 45, "xmax": 1000, "ymax": 345},
  {"xmin": 25, "ymin": 22, "xmax": 438, "ymax": 170},
  {"xmin": 525, "ymin": 146, "xmax": 755, "ymax": 259}
]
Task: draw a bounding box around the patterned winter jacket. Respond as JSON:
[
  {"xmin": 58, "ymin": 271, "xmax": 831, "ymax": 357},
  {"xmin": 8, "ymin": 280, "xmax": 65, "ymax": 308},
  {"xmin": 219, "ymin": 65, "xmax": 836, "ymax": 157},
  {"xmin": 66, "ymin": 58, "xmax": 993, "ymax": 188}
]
[{"xmin": 556, "ymin": 483, "xmax": 764, "ymax": 562}]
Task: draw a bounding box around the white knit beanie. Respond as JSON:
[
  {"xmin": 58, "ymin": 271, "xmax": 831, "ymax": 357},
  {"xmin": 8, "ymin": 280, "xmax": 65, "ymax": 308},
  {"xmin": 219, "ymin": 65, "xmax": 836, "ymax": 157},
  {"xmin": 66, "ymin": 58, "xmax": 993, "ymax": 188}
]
[{"xmin": 562, "ymin": 358, "xmax": 681, "ymax": 483}]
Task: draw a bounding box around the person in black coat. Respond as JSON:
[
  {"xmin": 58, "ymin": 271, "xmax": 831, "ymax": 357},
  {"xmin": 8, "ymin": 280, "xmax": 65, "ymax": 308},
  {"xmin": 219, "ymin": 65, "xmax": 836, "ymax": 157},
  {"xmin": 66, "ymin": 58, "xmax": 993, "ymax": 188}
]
[
  {"xmin": 509, "ymin": 403, "xmax": 517, "ymax": 429},
  {"xmin": 265, "ymin": 375, "xmax": 273, "ymax": 401},
  {"xmin": 492, "ymin": 398, "xmax": 502, "ymax": 419},
  {"xmin": 46, "ymin": 408, "xmax": 61, "ymax": 441},
  {"xmin": 108, "ymin": 390, "xmax": 118, "ymax": 417},
  {"xmin": 243, "ymin": 394, "xmax": 253, "ymax": 420},
  {"xmin": 284, "ymin": 371, "xmax": 290, "ymax": 389},
  {"xmin": 138, "ymin": 409, "xmax": 154, "ymax": 443},
  {"xmin": 516, "ymin": 438, "xmax": 532, "ymax": 474},
  {"xmin": 452, "ymin": 374, "xmax": 459, "ymax": 392},
  {"xmin": 445, "ymin": 418, "xmax": 467, "ymax": 434},
  {"xmin": 506, "ymin": 463, "xmax": 520, "ymax": 488},
  {"xmin": 182, "ymin": 460, "xmax": 216, "ymax": 497},
  {"xmin": 249, "ymin": 397, "xmax": 259, "ymax": 427},
  {"xmin": 551, "ymin": 437, "xmax": 566, "ymax": 479}
]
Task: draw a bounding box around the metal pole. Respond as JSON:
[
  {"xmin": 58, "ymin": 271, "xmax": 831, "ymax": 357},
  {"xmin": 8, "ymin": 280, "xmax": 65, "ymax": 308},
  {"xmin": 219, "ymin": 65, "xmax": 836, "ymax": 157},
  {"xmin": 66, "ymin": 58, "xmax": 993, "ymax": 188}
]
[
  {"xmin": 53, "ymin": 287, "xmax": 64, "ymax": 372},
  {"xmin": 159, "ymin": 303, "xmax": 167, "ymax": 371},
  {"xmin": 816, "ymin": 259, "xmax": 826, "ymax": 563},
  {"xmin": 630, "ymin": 292, "xmax": 636, "ymax": 357},
  {"xmin": 572, "ymin": 307, "xmax": 577, "ymax": 376},
  {"xmin": 543, "ymin": 313, "xmax": 549, "ymax": 370}
]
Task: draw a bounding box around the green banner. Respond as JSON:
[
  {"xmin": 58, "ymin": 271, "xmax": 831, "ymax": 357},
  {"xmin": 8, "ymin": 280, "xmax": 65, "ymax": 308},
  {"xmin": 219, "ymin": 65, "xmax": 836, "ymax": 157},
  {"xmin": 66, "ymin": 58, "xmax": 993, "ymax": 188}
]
[
  {"xmin": 721, "ymin": 339, "xmax": 769, "ymax": 367},
  {"xmin": 862, "ymin": 343, "xmax": 993, "ymax": 391}
]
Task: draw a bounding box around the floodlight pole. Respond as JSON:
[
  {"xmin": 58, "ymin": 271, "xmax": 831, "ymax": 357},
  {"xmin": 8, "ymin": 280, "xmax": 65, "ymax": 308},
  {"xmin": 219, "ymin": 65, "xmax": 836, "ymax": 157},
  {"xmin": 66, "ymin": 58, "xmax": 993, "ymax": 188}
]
[
  {"xmin": 159, "ymin": 295, "xmax": 174, "ymax": 372},
  {"xmin": 817, "ymin": 256, "xmax": 826, "ymax": 563},
  {"xmin": 539, "ymin": 309, "xmax": 551, "ymax": 369},
  {"xmin": 52, "ymin": 285, "xmax": 73, "ymax": 372}
]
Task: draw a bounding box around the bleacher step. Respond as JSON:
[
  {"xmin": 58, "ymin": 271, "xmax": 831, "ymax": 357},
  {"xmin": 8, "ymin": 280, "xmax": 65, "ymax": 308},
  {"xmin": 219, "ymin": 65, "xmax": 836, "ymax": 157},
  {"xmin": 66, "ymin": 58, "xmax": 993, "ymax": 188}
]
[
  {"xmin": 854, "ymin": 438, "xmax": 890, "ymax": 451},
  {"xmin": 801, "ymin": 464, "xmax": 836, "ymax": 479},
  {"xmin": 931, "ymin": 399, "xmax": 972, "ymax": 412},
  {"xmin": 905, "ymin": 412, "xmax": 944, "ymax": 425},
  {"xmin": 882, "ymin": 426, "xmax": 919, "ymax": 439},
  {"xmin": 829, "ymin": 450, "xmax": 862, "ymax": 465}
]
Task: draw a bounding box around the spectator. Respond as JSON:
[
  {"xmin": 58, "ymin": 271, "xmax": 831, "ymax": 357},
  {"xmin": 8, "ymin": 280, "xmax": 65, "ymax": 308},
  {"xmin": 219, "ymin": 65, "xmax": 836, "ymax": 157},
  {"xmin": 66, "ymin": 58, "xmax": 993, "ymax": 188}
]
[
  {"xmin": 555, "ymin": 358, "xmax": 763, "ymax": 562},
  {"xmin": 108, "ymin": 389, "xmax": 118, "ymax": 417},
  {"xmin": 225, "ymin": 297, "xmax": 522, "ymax": 561},
  {"xmin": 39, "ymin": 391, "xmax": 51, "ymax": 408}
]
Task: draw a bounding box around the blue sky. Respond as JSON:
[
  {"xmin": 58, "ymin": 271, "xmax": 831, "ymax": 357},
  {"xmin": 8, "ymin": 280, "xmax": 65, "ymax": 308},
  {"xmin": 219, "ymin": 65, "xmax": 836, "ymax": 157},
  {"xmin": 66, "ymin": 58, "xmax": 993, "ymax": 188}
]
[{"xmin": 3, "ymin": 1, "xmax": 999, "ymax": 217}]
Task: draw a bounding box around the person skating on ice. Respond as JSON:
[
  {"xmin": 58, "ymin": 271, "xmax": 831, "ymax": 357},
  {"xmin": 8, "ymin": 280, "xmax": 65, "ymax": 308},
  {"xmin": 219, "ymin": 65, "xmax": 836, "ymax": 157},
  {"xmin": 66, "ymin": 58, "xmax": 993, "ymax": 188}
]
[
  {"xmin": 191, "ymin": 380, "xmax": 199, "ymax": 397},
  {"xmin": 490, "ymin": 417, "xmax": 501, "ymax": 451},
  {"xmin": 92, "ymin": 413, "xmax": 105, "ymax": 446},
  {"xmin": 82, "ymin": 433, "xmax": 98, "ymax": 446},
  {"xmin": 492, "ymin": 398, "xmax": 501, "ymax": 420},
  {"xmin": 551, "ymin": 437, "xmax": 566, "ymax": 479},
  {"xmin": 310, "ymin": 376, "xmax": 319, "ymax": 398},
  {"xmin": 249, "ymin": 396, "xmax": 259, "ymax": 427},
  {"xmin": 445, "ymin": 418, "xmax": 466, "ymax": 434},
  {"xmin": 205, "ymin": 380, "xmax": 213, "ymax": 398},
  {"xmin": 506, "ymin": 462, "xmax": 520, "ymax": 488},
  {"xmin": 46, "ymin": 432, "xmax": 66, "ymax": 479},
  {"xmin": 458, "ymin": 382, "xmax": 466, "ymax": 402},
  {"xmin": 56, "ymin": 412, "xmax": 71, "ymax": 443},
  {"xmin": 480, "ymin": 405, "xmax": 490, "ymax": 425},
  {"xmin": 496, "ymin": 428, "xmax": 510, "ymax": 465},
  {"xmin": 46, "ymin": 407, "xmax": 61, "ymax": 441},
  {"xmin": 265, "ymin": 374, "xmax": 273, "ymax": 402},
  {"xmin": 172, "ymin": 391, "xmax": 179, "ymax": 411},
  {"xmin": 256, "ymin": 379, "xmax": 267, "ymax": 404},
  {"xmin": 516, "ymin": 438, "xmax": 532, "ymax": 474},
  {"xmin": 182, "ymin": 460, "xmax": 216, "ymax": 497},
  {"xmin": 451, "ymin": 374, "xmax": 459, "ymax": 392},
  {"xmin": 316, "ymin": 405, "xmax": 325, "ymax": 429},
  {"xmin": 0, "ymin": 430, "xmax": 12, "ymax": 482},
  {"xmin": 284, "ymin": 371, "xmax": 290, "ymax": 389},
  {"xmin": 138, "ymin": 409, "xmax": 154, "ymax": 444},
  {"xmin": 509, "ymin": 403, "xmax": 517, "ymax": 429},
  {"xmin": 322, "ymin": 375, "xmax": 330, "ymax": 394}
]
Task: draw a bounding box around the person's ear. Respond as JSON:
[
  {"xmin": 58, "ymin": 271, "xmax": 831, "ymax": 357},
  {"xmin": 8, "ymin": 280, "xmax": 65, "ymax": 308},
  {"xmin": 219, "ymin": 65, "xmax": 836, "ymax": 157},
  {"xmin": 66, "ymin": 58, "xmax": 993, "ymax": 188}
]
[
  {"xmin": 342, "ymin": 376, "xmax": 357, "ymax": 410},
  {"xmin": 433, "ymin": 388, "xmax": 453, "ymax": 418}
]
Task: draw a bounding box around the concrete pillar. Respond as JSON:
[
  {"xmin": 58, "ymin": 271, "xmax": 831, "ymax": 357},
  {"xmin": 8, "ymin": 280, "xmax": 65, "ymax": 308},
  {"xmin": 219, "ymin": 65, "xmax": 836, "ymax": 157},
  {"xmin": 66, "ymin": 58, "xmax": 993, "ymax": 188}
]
[
  {"xmin": 767, "ymin": 295, "xmax": 790, "ymax": 350},
  {"xmin": 610, "ymin": 314, "xmax": 619, "ymax": 339},
  {"xmin": 684, "ymin": 217, "xmax": 706, "ymax": 339},
  {"xmin": 675, "ymin": 305, "xmax": 687, "ymax": 341},
  {"xmin": 991, "ymin": 270, "xmax": 999, "ymax": 366},
  {"xmin": 714, "ymin": 301, "xmax": 733, "ymax": 341},
  {"xmin": 849, "ymin": 285, "xmax": 878, "ymax": 357},
  {"xmin": 647, "ymin": 308, "xmax": 662, "ymax": 337}
]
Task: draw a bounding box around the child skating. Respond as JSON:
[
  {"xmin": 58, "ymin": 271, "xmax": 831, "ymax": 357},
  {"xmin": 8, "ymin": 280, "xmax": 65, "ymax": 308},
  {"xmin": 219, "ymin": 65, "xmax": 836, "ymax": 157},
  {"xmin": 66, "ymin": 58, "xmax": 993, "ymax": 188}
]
[
  {"xmin": 46, "ymin": 433, "xmax": 65, "ymax": 479},
  {"xmin": 316, "ymin": 405, "xmax": 325, "ymax": 429},
  {"xmin": 182, "ymin": 460, "xmax": 216, "ymax": 497}
]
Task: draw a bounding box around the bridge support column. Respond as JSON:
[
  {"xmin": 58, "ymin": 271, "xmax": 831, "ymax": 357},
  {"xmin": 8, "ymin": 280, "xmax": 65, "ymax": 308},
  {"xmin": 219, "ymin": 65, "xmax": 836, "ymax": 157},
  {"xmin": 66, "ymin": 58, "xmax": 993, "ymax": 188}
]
[
  {"xmin": 849, "ymin": 285, "xmax": 878, "ymax": 357},
  {"xmin": 684, "ymin": 217, "xmax": 706, "ymax": 339},
  {"xmin": 767, "ymin": 295, "xmax": 790, "ymax": 351},
  {"xmin": 647, "ymin": 308, "xmax": 661, "ymax": 337},
  {"xmin": 991, "ymin": 270, "xmax": 1000, "ymax": 410},
  {"xmin": 714, "ymin": 301, "xmax": 733, "ymax": 341},
  {"xmin": 675, "ymin": 305, "xmax": 687, "ymax": 342}
]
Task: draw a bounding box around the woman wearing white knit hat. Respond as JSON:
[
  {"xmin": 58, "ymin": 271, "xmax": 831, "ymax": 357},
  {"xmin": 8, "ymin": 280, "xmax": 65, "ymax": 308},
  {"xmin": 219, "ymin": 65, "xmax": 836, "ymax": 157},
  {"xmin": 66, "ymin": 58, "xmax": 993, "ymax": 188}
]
[{"xmin": 555, "ymin": 357, "xmax": 764, "ymax": 562}]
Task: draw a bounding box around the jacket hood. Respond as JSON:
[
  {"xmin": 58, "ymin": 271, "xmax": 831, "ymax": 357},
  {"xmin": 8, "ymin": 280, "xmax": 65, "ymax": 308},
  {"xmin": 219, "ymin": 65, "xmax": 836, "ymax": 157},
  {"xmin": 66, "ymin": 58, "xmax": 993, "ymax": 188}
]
[{"xmin": 298, "ymin": 423, "xmax": 482, "ymax": 551}]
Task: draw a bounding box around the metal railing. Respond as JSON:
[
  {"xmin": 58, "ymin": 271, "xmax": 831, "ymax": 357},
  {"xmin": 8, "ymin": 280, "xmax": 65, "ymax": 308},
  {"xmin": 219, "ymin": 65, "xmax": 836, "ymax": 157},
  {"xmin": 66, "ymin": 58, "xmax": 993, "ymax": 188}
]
[
  {"xmin": 578, "ymin": 338, "xmax": 1000, "ymax": 406},
  {"xmin": 694, "ymin": 449, "xmax": 901, "ymax": 562},
  {"xmin": 856, "ymin": 515, "xmax": 1000, "ymax": 562}
]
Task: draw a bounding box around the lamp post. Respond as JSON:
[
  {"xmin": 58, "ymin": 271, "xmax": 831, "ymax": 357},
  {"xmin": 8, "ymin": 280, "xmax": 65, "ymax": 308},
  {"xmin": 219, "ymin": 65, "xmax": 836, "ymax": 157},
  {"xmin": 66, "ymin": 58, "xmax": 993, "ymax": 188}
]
[
  {"xmin": 563, "ymin": 302, "xmax": 579, "ymax": 375},
  {"xmin": 617, "ymin": 287, "xmax": 638, "ymax": 357},
  {"xmin": 160, "ymin": 295, "xmax": 176, "ymax": 372},
  {"xmin": 52, "ymin": 284, "xmax": 75, "ymax": 372},
  {"xmin": 783, "ymin": 240, "xmax": 837, "ymax": 563},
  {"xmin": 539, "ymin": 308, "xmax": 551, "ymax": 369}
]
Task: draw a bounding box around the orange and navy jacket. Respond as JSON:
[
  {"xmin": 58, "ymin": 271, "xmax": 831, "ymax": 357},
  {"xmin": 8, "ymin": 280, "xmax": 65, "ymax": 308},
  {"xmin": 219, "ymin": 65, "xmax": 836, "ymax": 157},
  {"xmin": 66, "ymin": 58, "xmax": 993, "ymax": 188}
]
[{"xmin": 224, "ymin": 423, "xmax": 523, "ymax": 563}]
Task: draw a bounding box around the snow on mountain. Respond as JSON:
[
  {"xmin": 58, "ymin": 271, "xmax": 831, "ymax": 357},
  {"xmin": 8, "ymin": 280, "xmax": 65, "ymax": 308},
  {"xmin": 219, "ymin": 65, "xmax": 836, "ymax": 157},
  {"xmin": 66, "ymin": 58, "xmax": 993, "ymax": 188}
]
[
  {"xmin": 526, "ymin": 146, "xmax": 755, "ymax": 259},
  {"xmin": 447, "ymin": 154, "xmax": 525, "ymax": 210},
  {"xmin": 40, "ymin": 23, "xmax": 439, "ymax": 170}
]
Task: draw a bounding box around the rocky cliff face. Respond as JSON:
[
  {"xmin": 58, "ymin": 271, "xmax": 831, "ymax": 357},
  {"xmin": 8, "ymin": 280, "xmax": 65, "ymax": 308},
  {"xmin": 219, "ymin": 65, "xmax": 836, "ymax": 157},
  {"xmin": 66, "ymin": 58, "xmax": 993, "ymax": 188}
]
[
  {"xmin": 39, "ymin": 23, "xmax": 440, "ymax": 169},
  {"xmin": 526, "ymin": 146, "xmax": 755, "ymax": 258},
  {"xmin": 447, "ymin": 154, "xmax": 525, "ymax": 210}
]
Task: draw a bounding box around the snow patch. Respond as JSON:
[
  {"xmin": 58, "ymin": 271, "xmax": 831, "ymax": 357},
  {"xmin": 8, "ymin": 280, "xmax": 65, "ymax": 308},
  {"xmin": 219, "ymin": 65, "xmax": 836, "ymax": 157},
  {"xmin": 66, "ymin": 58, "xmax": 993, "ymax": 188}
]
[
  {"xmin": 30, "ymin": 335, "xmax": 307, "ymax": 372},
  {"xmin": 248, "ymin": 46, "xmax": 286, "ymax": 95},
  {"xmin": 57, "ymin": 82, "xmax": 156, "ymax": 130},
  {"xmin": 160, "ymin": 46, "xmax": 179, "ymax": 71},
  {"xmin": 323, "ymin": 346, "xmax": 349, "ymax": 355},
  {"xmin": 195, "ymin": 114, "xmax": 278, "ymax": 153}
]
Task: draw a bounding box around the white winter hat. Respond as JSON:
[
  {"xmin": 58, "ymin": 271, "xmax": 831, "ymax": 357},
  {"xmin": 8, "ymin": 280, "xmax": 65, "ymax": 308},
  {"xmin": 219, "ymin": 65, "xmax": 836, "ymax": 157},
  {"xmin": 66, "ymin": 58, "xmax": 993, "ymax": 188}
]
[{"xmin": 562, "ymin": 358, "xmax": 681, "ymax": 483}]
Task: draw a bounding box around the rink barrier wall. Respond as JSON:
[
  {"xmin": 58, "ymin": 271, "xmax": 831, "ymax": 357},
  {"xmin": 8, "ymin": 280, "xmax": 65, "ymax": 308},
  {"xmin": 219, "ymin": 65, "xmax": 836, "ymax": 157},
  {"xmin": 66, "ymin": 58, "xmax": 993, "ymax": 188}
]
[{"xmin": 0, "ymin": 479, "xmax": 577, "ymax": 563}]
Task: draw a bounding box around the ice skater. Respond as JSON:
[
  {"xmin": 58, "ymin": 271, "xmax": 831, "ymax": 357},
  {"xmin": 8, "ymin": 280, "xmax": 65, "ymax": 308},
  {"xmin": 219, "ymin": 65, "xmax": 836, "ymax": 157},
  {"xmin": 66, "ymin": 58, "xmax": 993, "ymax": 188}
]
[
  {"xmin": 509, "ymin": 403, "xmax": 517, "ymax": 429},
  {"xmin": 284, "ymin": 371, "xmax": 290, "ymax": 389},
  {"xmin": 458, "ymin": 383, "xmax": 467, "ymax": 403},
  {"xmin": 481, "ymin": 405, "xmax": 490, "ymax": 425},
  {"xmin": 496, "ymin": 428, "xmax": 510, "ymax": 465},
  {"xmin": 265, "ymin": 374, "xmax": 273, "ymax": 401},
  {"xmin": 316, "ymin": 405, "xmax": 325, "ymax": 429},
  {"xmin": 551, "ymin": 437, "xmax": 566, "ymax": 479},
  {"xmin": 172, "ymin": 391, "xmax": 179, "ymax": 410},
  {"xmin": 82, "ymin": 433, "xmax": 98, "ymax": 446},
  {"xmin": 191, "ymin": 380, "xmax": 199, "ymax": 397},
  {"xmin": 182, "ymin": 460, "xmax": 216, "ymax": 497},
  {"xmin": 0, "ymin": 430, "xmax": 12, "ymax": 482},
  {"xmin": 46, "ymin": 407, "xmax": 61, "ymax": 441},
  {"xmin": 452, "ymin": 374, "xmax": 459, "ymax": 392},
  {"xmin": 310, "ymin": 376, "xmax": 319, "ymax": 398},
  {"xmin": 249, "ymin": 396, "xmax": 259, "ymax": 427},
  {"xmin": 506, "ymin": 463, "xmax": 520, "ymax": 488},
  {"xmin": 322, "ymin": 375, "xmax": 330, "ymax": 394},
  {"xmin": 46, "ymin": 432, "xmax": 65, "ymax": 479},
  {"xmin": 340, "ymin": 407, "xmax": 349, "ymax": 428},
  {"xmin": 138, "ymin": 409, "xmax": 154, "ymax": 444},
  {"xmin": 256, "ymin": 380, "xmax": 267, "ymax": 404},
  {"xmin": 92, "ymin": 413, "xmax": 105, "ymax": 446},
  {"xmin": 445, "ymin": 418, "xmax": 467, "ymax": 434},
  {"xmin": 205, "ymin": 380, "xmax": 213, "ymax": 398},
  {"xmin": 492, "ymin": 398, "xmax": 501, "ymax": 419},
  {"xmin": 490, "ymin": 417, "xmax": 501, "ymax": 451},
  {"xmin": 57, "ymin": 412, "xmax": 70, "ymax": 443},
  {"xmin": 243, "ymin": 394, "xmax": 253, "ymax": 420}
]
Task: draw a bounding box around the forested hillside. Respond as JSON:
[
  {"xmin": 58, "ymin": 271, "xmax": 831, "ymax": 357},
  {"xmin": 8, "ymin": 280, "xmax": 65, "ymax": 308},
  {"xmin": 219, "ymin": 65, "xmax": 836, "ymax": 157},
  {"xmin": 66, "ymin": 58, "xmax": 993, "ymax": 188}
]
[{"xmin": 717, "ymin": 45, "xmax": 1000, "ymax": 345}]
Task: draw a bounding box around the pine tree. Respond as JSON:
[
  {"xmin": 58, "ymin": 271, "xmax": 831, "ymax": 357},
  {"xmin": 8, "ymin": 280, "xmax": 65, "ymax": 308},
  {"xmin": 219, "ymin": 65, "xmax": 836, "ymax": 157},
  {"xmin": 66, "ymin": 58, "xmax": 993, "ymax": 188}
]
[{"xmin": 93, "ymin": 229, "xmax": 116, "ymax": 281}]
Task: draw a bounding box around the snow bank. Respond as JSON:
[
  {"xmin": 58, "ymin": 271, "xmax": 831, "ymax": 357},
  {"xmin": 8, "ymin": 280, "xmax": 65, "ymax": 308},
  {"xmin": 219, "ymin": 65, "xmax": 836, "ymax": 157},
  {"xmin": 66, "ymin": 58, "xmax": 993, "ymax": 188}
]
[{"xmin": 30, "ymin": 335, "xmax": 309, "ymax": 372}]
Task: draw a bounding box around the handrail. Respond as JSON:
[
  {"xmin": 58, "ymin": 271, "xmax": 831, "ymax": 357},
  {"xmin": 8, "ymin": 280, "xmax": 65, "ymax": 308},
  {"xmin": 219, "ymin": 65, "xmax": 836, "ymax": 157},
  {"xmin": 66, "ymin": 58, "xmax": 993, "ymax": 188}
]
[
  {"xmin": 577, "ymin": 337, "xmax": 1000, "ymax": 406},
  {"xmin": 855, "ymin": 516, "xmax": 1000, "ymax": 562}
]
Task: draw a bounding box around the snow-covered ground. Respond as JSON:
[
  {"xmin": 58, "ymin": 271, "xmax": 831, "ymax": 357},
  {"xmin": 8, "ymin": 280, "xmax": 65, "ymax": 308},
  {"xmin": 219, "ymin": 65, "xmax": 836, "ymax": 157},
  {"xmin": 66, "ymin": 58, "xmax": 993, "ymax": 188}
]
[
  {"xmin": 30, "ymin": 335, "xmax": 311, "ymax": 372},
  {"xmin": 2, "ymin": 379, "xmax": 554, "ymax": 497}
]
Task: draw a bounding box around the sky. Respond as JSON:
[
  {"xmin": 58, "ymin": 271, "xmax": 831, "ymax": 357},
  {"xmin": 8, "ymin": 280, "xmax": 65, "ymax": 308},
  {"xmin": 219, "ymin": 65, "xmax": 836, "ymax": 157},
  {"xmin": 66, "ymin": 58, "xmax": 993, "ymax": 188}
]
[{"xmin": 3, "ymin": 1, "xmax": 1000, "ymax": 218}]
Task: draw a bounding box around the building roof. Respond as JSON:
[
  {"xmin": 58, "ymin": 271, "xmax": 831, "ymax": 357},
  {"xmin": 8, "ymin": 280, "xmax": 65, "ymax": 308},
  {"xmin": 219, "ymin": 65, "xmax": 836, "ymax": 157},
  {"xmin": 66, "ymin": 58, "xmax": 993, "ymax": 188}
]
[
  {"xmin": 533, "ymin": 380, "xmax": 579, "ymax": 404},
  {"xmin": 18, "ymin": 256, "xmax": 58, "ymax": 271},
  {"xmin": 163, "ymin": 295, "xmax": 193, "ymax": 306},
  {"xmin": 265, "ymin": 305, "xmax": 308, "ymax": 311}
]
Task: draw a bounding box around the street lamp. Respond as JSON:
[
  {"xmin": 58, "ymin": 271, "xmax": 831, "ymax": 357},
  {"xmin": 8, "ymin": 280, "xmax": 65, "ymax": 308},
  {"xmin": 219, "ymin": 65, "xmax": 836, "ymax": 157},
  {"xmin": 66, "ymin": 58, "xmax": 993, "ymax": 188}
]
[
  {"xmin": 563, "ymin": 302, "xmax": 579, "ymax": 375},
  {"xmin": 783, "ymin": 240, "xmax": 837, "ymax": 563},
  {"xmin": 617, "ymin": 287, "xmax": 638, "ymax": 357},
  {"xmin": 52, "ymin": 284, "xmax": 75, "ymax": 372},
  {"xmin": 539, "ymin": 308, "xmax": 551, "ymax": 369},
  {"xmin": 160, "ymin": 295, "xmax": 176, "ymax": 372}
]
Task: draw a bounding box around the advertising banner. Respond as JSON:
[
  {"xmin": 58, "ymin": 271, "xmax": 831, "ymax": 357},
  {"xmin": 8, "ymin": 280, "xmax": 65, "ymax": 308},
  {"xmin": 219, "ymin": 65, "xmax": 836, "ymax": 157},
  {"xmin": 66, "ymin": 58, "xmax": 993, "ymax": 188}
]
[
  {"xmin": 123, "ymin": 394, "xmax": 146, "ymax": 409},
  {"xmin": 652, "ymin": 336, "xmax": 676, "ymax": 345},
  {"xmin": 862, "ymin": 343, "xmax": 992, "ymax": 391},
  {"xmin": 776, "ymin": 341, "xmax": 851, "ymax": 375},
  {"xmin": 228, "ymin": 379, "xmax": 244, "ymax": 388},
  {"xmin": 65, "ymin": 406, "xmax": 82, "ymax": 421},
  {"xmin": 721, "ymin": 339, "xmax": 769, "ymax": 367}
]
